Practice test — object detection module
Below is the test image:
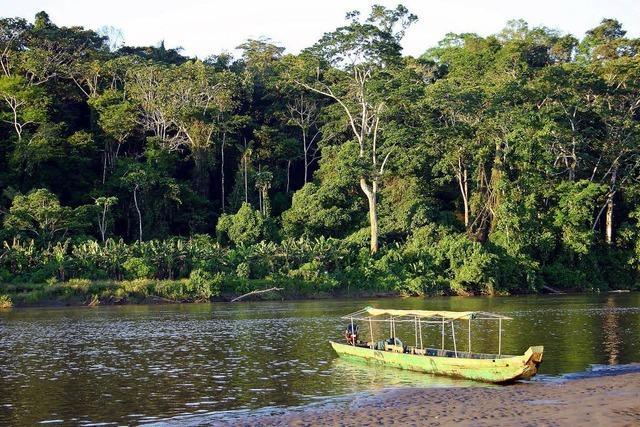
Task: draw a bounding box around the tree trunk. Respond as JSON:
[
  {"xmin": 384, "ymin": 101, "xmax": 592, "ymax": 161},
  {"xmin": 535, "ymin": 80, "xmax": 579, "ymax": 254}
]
[
  {"xmin": 262, "ymin": 189, "xmax": 270, "ymax": 217},
  {"xmin": 133, "ymin": 184, "xmax": 142, "ymax": 243},
  {"xmin": 102, "ymin": 141, "xmax": 122, "ymax": 184},
  {"xmin": 99, "ymin": 204, "xmax": 107, "ymax": 242},
  {"xmin": 463, "ymin": 167, "xmax": 469, "ymax": 228},
  {"xmin": 286, "ymin": 159, "xmax": 291, "ymax": 193},
  {"xmin": 193, "ymin": 150, "xmax": 210, "ymax": 199},
  {"xmin": 473, "ymin": 143, "xmax": 502, "ymax": 243},
  {"xmin": 102, "ymin": 148, "xmax": 108, "ymax": 185},
  {"xmin": 456, "ymin": 161, "xmax": 469, "ymax": 229},
  {"xmin": 114, "ymin": 141, "xmax": 122, "ymax": 163},
  {"xmin": 605, "ymin": 167, "xmax": 617, "ymax": 245},
  {"xmin": 360, "ymin": 178, "xmax": 378, "ymax": 254},
  {"xmin": 221, "ymin": 133, "xmax": 226, "ymax": 213},
  {"xmin": 243, "ymin": 155, "xmax": 248, "ymax": 204},
  {"xmin": 303, "ymin": 130, "xmax": 309, "ymax": 185},
  {"xmin": 605, "ymin": 195, "xmax": 614, "ymax": 245}
]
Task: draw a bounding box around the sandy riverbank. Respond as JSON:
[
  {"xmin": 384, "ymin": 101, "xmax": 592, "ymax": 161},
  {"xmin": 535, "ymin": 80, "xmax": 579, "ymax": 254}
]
[{"xmin": 236, "ymin": 371, "xmax": 640, "ymax": 426}]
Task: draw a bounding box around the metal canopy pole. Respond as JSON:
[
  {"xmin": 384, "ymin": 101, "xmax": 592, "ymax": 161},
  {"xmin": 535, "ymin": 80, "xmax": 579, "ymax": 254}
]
[
  {"xmin": 350, "ymin": 316, "xmax": 355, "ymax": 346},
  {"xmin": 441, "ymin": 318, "xmax": 445, "ymax": 351},
  {"xmin": 451, "ymin": 321, "xmax": 458, "ymax": 358},
  {"xmin": 369, "ymin": 317, "xmax": 373, "ymax": 345},
  {"xmin": 468, "ymin": 318, "xmax": 471, "ymax": 354},
  {"xmin": 391, "ymin": 317, "xmax": 396, "ymax": 345},
  {"xmin": 498, "ymin": 318, "xmax": 502, "ymax": 356},
  {"xmin": 418, "ymin": 319, "xmax": 423, "ymax": 349},
  {"xmin": 414, "ymin": 316, "xmax": 418, "ymax": 348}
]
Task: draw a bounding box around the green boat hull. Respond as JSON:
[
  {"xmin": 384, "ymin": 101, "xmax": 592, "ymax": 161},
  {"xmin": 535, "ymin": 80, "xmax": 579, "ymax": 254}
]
[{"xmin": 330, "ymin": 341, "xmax": 543, "ymax": 383}]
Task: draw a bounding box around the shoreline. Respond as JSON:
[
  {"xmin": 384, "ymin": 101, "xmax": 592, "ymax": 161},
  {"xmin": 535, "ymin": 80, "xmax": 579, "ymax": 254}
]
[
  {"xmin": 0, "ymin": 285, "xmax": 635, "ymax": 309},
  {"xmin": 0, "ymin": 288, "xmax": 400, "ymax": 309},
  {"xmin": 227, "ymin": 369, "xmax": 640, "ymax": 426}
]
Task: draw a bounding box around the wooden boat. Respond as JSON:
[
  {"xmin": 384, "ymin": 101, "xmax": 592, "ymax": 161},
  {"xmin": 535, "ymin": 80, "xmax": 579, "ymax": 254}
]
[{"xmin": 330, "ymin": 307, "xmax": 543, "ymax": 384}]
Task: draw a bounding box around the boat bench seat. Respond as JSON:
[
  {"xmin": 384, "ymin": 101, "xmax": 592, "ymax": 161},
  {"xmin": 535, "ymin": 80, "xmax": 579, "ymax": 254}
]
[
  {"xmin": 384, "ymin": 344, "xmax": 405, "ymax": 353},
  {"xmin": 413, "ymin": 348, "xmax": 437, "ymax": 356},
  {"xmin": 407, "ymin": 348, "xmax": 456, "ymax": 357}
]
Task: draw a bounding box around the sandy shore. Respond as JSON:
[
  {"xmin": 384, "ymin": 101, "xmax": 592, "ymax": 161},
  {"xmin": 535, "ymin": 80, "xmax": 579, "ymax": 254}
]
[{"xmin": 230, "ymin": 371, "xmax": 640, "ymax": 426}]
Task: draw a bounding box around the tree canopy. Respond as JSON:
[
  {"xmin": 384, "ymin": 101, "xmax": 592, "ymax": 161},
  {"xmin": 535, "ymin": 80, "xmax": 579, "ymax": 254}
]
[{"xmin": 0, "ymin": 7, "xmax": 639, "ymax": 296}]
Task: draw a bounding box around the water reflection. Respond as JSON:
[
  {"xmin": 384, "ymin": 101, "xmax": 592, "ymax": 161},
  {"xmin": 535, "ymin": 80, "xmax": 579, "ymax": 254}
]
[
  {"xmin": 0, "ymin": 293, "xmax": 638, "ymax": 425},
  {"xmin": 331, "ymin": 358, "xmax": 485, "ymax": 389},
  {"xmin": 602, "ymin": 296, "xmax": 620, "ymax": 364}
]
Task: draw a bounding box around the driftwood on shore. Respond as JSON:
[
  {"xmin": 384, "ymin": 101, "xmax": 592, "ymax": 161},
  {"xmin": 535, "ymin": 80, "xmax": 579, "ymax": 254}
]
[
  {"xmin": 541, "ymin": 285, "xmax": 564, "ymax": 294},
  {"xmin": 231, "ymin": 287, "xmax": 283, "ymax": 302},
  {"xmin": 86, "ymin": 294, "xmax": 100, "ymax": 307}
]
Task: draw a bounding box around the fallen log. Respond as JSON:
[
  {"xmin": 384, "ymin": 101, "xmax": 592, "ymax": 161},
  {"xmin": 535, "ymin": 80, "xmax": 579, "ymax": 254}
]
[
  {"xmin": 231, "ymin": 287, "xmax": 283, "ymax": 302},
  {"xmin": 86, "ymin": 294, "xmax": 100, "ymax": 307},
  {"xmin": 541, "ymin": 285, "xmax": 564, "ymax": 294},
  {"xmin": 144, "ymin": 295, "xmax": 178, "ymax": 304}
]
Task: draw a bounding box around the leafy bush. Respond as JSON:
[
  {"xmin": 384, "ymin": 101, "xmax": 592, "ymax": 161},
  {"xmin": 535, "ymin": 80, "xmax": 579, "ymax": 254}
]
[
  {"xmin": 187, "ymin": 269, "xmax": 221, "ymax": 300},
  {"xmin": 553, "ymin": 181, "xmax": 605, "ymax": 255},
  {"xmin": 66, "ymin": 278, "xmax": 91, "ymax": 293},
  {"xmin": 216, "ymin": 203, "xmax": 267, "ymax": 245},
  {"xmin": 123, "ymin": 257, "xmax": 153, "ymax": 279},
  {"xmin": 152, "ymin": 280, "xmax": 187, "ymax": 301},
  {"xmin": 235, "ymin": 262, "xmax": 250, "ymax": 279},
  {"xmin": 117, "ymin": 279, "xmax": 151, "ymax": 298},
  {"xmin": 72, "ymin": 239, "xmax": 129, "ymax": 280},
  {"xmin": 0, "ymin": 294, "xmax": 12, "ymax": 308}
]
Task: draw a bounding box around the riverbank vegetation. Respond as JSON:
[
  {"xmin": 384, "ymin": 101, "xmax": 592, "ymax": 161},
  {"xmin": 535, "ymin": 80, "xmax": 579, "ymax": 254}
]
[{"xmin": 1, "ymin": 6, "xmax": 639, "ymax": 305}]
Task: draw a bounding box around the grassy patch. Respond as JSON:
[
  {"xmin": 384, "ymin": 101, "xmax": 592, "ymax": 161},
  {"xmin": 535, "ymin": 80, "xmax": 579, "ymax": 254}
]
[{"xmin": 0, "ymin": 294, "xmax": 12, "ymax": 309}]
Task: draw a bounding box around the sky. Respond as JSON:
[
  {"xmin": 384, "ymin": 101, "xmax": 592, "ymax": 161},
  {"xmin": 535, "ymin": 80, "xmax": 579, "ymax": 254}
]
[{"xmin": 2, "ymin": 0, "xmax": 639, "ymax": 58}]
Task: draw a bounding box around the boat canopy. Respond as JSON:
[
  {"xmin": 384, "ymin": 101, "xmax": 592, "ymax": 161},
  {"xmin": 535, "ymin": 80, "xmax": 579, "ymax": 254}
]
[{"xmin": 342, "ymin": 306, "xmax": 512, "ymax": 321}]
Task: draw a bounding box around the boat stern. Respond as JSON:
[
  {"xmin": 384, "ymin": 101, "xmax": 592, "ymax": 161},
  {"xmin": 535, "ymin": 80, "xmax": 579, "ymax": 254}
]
[{"xmin": 520, "ymin": 345, "xmax": 544, "ymax": 378}]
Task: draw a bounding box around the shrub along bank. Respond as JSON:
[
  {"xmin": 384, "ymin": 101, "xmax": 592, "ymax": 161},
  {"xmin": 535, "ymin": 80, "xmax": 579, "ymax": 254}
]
[{"xmin": 1, "ymin": 224, "xmax": 637, "ymax": 307}]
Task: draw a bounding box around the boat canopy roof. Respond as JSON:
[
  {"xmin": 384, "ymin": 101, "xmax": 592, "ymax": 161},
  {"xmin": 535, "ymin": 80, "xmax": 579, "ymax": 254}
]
[{"xmin": 342, "ymin": 306, "xmax": 511, "ymax": 321}]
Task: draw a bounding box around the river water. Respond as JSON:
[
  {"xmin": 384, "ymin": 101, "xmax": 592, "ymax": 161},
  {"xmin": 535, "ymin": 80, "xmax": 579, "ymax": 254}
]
[{"xmin": 0, "ymin": 293, "xmax": 639, "ymax": 425}]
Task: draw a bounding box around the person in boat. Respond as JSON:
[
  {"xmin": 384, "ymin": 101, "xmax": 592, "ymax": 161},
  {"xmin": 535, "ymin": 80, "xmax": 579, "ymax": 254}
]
[
  {"xmin": 344, "ymin": 323, "xmax": 359, "ymax": 345},
  {"xmin": 374, "ymin": 336, "xmax": 405, "ymax": 351}
]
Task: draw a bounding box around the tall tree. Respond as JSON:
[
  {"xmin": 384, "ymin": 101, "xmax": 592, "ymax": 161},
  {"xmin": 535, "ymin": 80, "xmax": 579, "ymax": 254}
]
[
  {"xmin": 127, "ymin": 60, "xmax": 239, "ymax": 197},
  {"xmin": 88, "ymin": 89, "xmax": 137, "ymax": 183},
  {"xmin": 285, "ymin": 92, "xmax": 322, "ymax": 184},
  {"xmin": 298, "ymin": 4, "xmax": 417, "ymax": 253}
]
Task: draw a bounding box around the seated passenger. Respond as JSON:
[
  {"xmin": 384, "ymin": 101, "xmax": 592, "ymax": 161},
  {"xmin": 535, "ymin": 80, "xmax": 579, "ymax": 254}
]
[
  {"xmin": 386, "ymin": 336, "xmax": 406, "ymax": 352},
  {"xmin": 386, "ymin": 336, "xmax": 404, "ymax": 347},
  {"xmin": 344, "ymin": 323, "xmax": 359, "ymax": 345},
  {"xmin": 374, "ymin": 337, "xmax": 406, "ymax": 351}
]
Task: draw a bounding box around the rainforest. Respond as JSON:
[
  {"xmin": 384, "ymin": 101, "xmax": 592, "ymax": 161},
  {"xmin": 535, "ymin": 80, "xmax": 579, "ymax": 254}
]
[{"xmin": 0, "ymin": 6, "xmax": 639, "ymax": 306}]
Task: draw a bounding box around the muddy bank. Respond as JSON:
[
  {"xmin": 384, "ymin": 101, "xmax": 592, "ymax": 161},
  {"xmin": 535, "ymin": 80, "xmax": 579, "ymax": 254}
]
[{"xmin": 228, "ymin": 370, "xmax": 640, "ymax": 426}]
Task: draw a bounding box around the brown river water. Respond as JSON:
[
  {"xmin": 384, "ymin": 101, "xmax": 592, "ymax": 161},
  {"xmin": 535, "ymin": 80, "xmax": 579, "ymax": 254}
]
[{"xmin": 1, "ymin": 293, "xmax": 639, "ymax": 425}]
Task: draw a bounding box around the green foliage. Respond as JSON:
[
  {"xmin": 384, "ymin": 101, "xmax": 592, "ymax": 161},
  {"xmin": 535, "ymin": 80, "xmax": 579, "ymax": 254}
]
[
  {"xmin": 283, "ymin": 182, "xmax": 357, "ymax": 238},
  {"xmin": 65, "ymin": 278, "xmax": 91, "ymax": 293},
  {"xmin": 123, "ymin": 257, "xmax": 152, "ymax": 279},
  {"xmin": 187, "ymin": 269, "xmax": 222, "ymax": 300},
  {"xmin": 402, "ymin": 225, "xmax": 498, "ymax": 295},
  {"xmin": 553, "ymin": 181, "xmax": 605, "ymax": 255},
  {"xmin": 0, "ymin": 75, "xmax": 49, "ymax": 135},
  {"xmin": 117, "ymin": 279, "xmax": 151, "ymax": 299},
  {"xmin": 88, "ymin": 89, "xmax": 137, "ymax": 143},
  {"xmin": 0, "ymin": 10, "xmax": 638, "ymax": 300},
  {"xmin": 282, "ymin": 143, "xmax": 364, "ymax": 238},
  {"xmin": 216, "ymin": 203, "xmax": 267, "ymax": 245},
  {"xmin": 0, "ymin": 294, "xmax": 12, "ymax": 308},
  {"xmin": 378, "ymin": 176, "xmax": 433, "ymax": 235},
  {"xmin": 3, "ymin": 190, "xmax": 89, "ymax": 245}
]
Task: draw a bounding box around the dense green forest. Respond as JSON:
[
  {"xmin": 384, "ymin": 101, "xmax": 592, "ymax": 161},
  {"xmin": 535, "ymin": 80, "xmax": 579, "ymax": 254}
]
[{"xmin": 0, "ymin": 5, "xmax": 639, "ymax": 305}]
